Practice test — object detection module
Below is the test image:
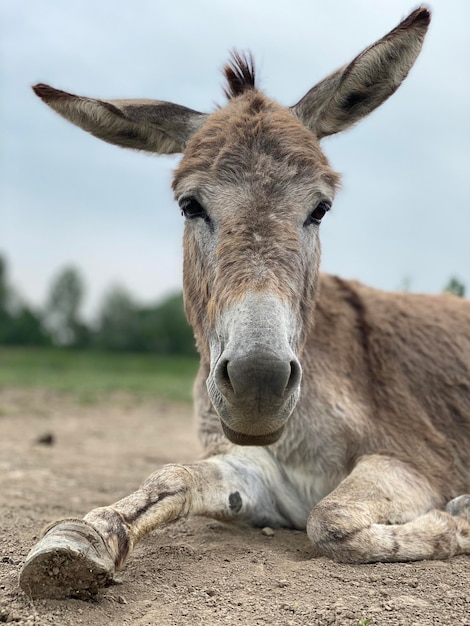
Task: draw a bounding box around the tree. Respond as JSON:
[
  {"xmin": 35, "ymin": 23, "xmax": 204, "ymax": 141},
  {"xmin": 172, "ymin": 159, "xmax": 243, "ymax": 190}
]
[
  {"xmin": 0, "ymin": 255, "xmax": 10, "ymax": 343},
  {"xmin": 0, "ymin": 255, "xmax": 15, "ymax": 344},
  {"xmin": 2, "ymin": 306, "xmax": 50, "ymax": 346},
  {"xmin": 94, "ymin": 286, "xmax": 139, "ymax": 351},
  {"xmin": 136, "ymin": 293, "xmax": 196, "ymax": 355},
  {"xmin": 0, "ymin": 254, "xmax": 50, "ymax": 346},
  {"xmin": 94, "ymin": 289, "xmax": 196, "ymax": 355},
  {"xmin": 44, "ymin": 267, "xmax": 87, "ymax": 346},
  {"xmin": 444, "ymin": 277, "xmax": 465, "ymax": 298},
  {"xmin": 0, "ymin": 255, "xmax": 8, "ymax": 312}
]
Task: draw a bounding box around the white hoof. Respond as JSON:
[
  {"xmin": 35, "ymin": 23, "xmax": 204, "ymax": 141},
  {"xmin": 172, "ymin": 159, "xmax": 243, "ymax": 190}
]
[{"xmin": 19, "ymin": 519, "xmax": 117, "ymax": 599}]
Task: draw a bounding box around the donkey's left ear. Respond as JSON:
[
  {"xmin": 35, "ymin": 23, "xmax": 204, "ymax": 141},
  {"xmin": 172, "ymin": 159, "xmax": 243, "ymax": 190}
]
[
  {"xmin": 291, "ymin": 7, "xmax": 431, "ymax": 139},
  {"xmin": 32, "ymin": 84, "xmax": 208, "ymax": 154}
]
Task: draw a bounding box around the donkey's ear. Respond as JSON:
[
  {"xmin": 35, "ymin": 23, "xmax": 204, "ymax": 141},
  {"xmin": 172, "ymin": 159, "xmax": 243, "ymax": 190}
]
[
  {"xmin": 32, "ymin": 84, "xmax": 208, "ymax": 154},
  {"xmin": 291, "ymin": 7, "xmax": 430, "ymax": 139}
]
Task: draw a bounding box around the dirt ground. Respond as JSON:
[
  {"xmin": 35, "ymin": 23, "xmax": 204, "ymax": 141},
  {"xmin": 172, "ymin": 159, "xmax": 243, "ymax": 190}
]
[{"xmin": 0, "ymin": 389, "xmax": 468, "ymax": 626}]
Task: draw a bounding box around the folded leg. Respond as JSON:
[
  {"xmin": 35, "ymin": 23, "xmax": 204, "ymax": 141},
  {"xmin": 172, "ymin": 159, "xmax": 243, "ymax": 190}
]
[{"xmin": 307, "ymin": 453, "xmax": 470, "ymax": 562}]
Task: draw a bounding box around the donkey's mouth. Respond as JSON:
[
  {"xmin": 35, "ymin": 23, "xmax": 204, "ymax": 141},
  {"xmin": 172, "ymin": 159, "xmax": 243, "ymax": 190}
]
[{"xmin": 220, "ymin": 421, "xmax": 285, "ymax": 446}]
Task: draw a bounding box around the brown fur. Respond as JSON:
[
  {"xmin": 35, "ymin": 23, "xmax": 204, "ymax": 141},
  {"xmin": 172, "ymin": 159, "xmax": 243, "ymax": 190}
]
[
  {"xmin": 223, "ymin": 51, "xmax": 256, "ymax": 99},
  {"xmin": 308, "ymin": 275, "xmax": 470, "ymax": 498}
]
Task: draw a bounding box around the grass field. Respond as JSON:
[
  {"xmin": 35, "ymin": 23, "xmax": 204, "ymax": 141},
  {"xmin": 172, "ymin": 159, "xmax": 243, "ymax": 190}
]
[{"xmin": 0, "ymin": 347, "xmax": 199, "ymax": 403}]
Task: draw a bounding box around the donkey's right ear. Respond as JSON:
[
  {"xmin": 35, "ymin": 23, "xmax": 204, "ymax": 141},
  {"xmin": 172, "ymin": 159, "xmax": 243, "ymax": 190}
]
[
  {"xmin": 291, "ymin": 7, "xmax": 431, "ymax": 139},
  {"xmin": 32, "ymin": 84, "xmax": 208, "ymax": 154}
]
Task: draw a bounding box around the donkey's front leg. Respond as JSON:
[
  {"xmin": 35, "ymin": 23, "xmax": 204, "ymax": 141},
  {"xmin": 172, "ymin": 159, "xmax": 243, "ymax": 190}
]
[
  {"xmin": 19, "ymin": 450, "xmax": 287, "ymax": 599},
  {"xmin": 307, "ymin": 453, "xmax": 470, "ymax": 563}
]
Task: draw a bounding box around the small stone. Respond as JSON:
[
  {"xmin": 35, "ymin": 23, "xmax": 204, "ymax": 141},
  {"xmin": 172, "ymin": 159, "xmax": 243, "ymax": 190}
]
[
  {"xmin": 277, "ymin": 579, "xmax": 289, "ymax": 588},
  {"xmin": 117, "ymin": 595, "xmax": 127, "ymax": 604},
  {"xmin": 261, "ymin": 527, "xmax": 274, "ymax": 536},
  {"xmin": 36, "ymin": 432, "xmax": 55, "ymax": 446}
]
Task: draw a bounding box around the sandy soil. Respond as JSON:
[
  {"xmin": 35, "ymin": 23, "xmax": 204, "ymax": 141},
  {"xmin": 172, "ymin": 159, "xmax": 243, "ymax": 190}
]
[{"xmin": 0, "ymin": 388, "xmax": 468, "ymax": 626}]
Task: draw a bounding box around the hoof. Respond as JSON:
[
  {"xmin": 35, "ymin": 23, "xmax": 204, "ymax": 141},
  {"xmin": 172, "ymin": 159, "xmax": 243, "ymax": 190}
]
[
  {"xmin": 446, "ymin": 495, "xmax": 470, "ymax": 518},
  {"xmin": 19, "ymin": 519, "xmax": 117, "ymax": 599}
]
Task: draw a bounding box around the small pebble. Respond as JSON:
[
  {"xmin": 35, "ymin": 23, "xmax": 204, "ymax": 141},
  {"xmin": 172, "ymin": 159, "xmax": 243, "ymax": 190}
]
[
  {"xmin": 35, "ymin": 432, "xmax": 55, "ymax": 446},
  {"xmin": 117, "ymin": 595, "xmax": 127, "ymax": 604},
  {"xmin": 261, "ymin": 527, "xmax": 274, "ymax": 537}
]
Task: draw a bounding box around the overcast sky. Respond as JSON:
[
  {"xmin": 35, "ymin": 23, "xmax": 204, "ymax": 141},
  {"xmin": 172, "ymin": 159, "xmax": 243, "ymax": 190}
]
[{"xmin": 1, "ymin": 0, "xmax": 469, "ymax": 317}]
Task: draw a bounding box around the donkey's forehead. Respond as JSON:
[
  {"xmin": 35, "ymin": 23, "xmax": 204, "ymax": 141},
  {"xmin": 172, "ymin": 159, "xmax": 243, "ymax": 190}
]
[{"xmin": 173, "ymin": 91, "xmax": 339, "ymax": 196}]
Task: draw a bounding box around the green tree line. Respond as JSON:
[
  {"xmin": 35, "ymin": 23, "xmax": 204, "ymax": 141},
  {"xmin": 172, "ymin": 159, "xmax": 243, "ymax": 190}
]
[
  {"xmin": 0, "ymin": 255, "xmax": 196, "ymax": 355},
  {"xmin": 0, "ymin": 254, "xmax": 466, "ymax": 353}
]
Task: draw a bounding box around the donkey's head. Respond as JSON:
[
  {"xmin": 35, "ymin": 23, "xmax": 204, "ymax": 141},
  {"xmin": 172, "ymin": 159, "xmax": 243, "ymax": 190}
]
[{"xmin": 34, "ymin": 9, "xmax": 430, "ymax": 445}]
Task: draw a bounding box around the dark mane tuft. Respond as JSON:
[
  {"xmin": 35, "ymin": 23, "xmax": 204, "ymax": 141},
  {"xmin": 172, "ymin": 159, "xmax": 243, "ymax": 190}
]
[{"xmin": 223, "ymin": 51, "xmax": 256, "ymax": 99}]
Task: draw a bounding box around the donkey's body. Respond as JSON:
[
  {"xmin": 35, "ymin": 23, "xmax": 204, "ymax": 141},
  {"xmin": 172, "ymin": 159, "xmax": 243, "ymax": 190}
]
[
  {"xmin": 198, "ymin": 274, "xmax": 470, "ymax": 497},
  {"xmin": 193, "ymin": 275, "xmax": 470, "ymax": 528},
  {"xmin": 20, "ymin": 8, "xmax": 470, "ymax": 599}
]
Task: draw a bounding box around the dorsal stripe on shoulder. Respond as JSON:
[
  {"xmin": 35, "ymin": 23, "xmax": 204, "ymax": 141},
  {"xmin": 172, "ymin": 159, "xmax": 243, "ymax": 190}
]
[{"xmin": 223, "ymin": 51, "xmax": 256, "ymax": 99}]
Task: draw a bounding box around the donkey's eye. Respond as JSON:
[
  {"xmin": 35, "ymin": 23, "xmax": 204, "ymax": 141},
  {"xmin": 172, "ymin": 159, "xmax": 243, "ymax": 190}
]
[
  {"xmin": 304, "ymin": 201, "xmax": 331, "ymax": 227},
  {"xmin": 179, "ymin": 197, "xmax": 208, "ymax": 220}
]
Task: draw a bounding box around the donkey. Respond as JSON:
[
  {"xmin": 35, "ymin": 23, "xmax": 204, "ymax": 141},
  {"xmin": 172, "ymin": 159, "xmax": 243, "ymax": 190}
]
[{"xmin": 20, "ymin": 7, "xmax": 470, "ymax": 599}]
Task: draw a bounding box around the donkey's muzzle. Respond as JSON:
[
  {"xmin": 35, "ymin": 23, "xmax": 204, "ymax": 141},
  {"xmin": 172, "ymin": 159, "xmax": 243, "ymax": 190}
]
[
  {"xmin": 210, "ymin": 351, "xmax": 302, "ymax": 444},
  {"xmin": 206, "ymin": 292, "xmax": 302, "ymax": 445},
  {"xmin": 217, "ymin": 354, "xmax": 301, "ymax": 403}
]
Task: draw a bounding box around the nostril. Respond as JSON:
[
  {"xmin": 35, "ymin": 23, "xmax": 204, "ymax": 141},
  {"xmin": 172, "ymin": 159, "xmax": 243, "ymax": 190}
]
[
  {"xmin": 215, "ymin": 358, "xmax": 234, "ymax": 395},
  {"xmin": 286, "ymin": 359, "xmax": 302, "ymax": 395}
]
